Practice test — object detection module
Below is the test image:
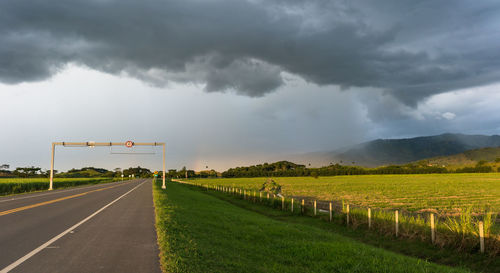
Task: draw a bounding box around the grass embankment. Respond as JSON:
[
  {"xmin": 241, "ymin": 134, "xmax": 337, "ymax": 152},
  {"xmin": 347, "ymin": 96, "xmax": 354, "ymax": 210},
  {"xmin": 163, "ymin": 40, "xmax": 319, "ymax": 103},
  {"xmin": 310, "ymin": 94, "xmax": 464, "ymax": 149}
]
[
  {"xmin": 153, "ymin": 180, "xmax": 469, "ymax": 273},
  {"xmin": 0, "ymin": 177, "xmax": 119, "ymax": 195},
  {"xmin": 192, "ymin": 174, "xmax": 500, "ymax": 213}
]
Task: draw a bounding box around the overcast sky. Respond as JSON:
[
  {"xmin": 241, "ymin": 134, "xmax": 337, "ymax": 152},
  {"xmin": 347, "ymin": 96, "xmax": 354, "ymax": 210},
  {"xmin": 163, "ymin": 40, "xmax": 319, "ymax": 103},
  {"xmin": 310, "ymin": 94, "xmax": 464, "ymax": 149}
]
[{"xmin": 1, "ymin": 0, "xmax": 500, "ymax": 172}]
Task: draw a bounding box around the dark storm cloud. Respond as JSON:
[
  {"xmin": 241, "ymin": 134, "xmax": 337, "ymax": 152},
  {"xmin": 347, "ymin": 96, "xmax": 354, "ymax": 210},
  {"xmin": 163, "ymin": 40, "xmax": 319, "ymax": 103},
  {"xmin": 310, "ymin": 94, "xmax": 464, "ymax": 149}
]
[{"xmin": 1, "ymin": 0, "xmax": 500, "ymax": 103}]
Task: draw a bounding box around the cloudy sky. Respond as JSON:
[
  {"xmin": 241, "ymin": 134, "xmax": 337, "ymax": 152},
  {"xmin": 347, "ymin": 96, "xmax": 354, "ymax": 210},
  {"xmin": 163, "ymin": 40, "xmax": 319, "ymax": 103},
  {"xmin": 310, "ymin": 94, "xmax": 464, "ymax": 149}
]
[{"xmin": 1, "ymin": 0, "xmax": 500, "ymax": 172}]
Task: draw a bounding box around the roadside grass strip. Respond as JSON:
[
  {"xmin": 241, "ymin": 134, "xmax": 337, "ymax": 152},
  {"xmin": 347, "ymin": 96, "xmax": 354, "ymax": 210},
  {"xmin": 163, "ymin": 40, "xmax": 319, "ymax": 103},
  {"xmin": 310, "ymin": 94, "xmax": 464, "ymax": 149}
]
[
  {"xmin": 0, "ymin": 177, "xmax": 123, "ymax": 196},
  {"xmin": 153, "ymin": 181, "xmax": 468, "ymax": 273}
]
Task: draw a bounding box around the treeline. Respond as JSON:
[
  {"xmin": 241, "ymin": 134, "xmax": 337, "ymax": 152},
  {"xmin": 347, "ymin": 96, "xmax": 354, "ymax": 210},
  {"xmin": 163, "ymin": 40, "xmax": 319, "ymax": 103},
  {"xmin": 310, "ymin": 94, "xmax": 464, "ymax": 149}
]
[
  {"xmin": 221, "ymin": 161, "xmax": 499, "ymax": 178},
  {"xmin": 167, "ymin": 167, "xmax": 219, "ymax": 178},
  {"xmin": 0, "ymin": 166, "xmax": 154, "ymax": 178}
]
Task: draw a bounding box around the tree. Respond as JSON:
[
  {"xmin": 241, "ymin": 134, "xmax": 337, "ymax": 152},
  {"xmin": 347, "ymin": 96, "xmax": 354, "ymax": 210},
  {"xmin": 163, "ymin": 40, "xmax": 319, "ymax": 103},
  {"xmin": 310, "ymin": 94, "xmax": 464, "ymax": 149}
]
[
  {"xmin": 13, "ymin": 166, "xmax": 42, "ymax": 177},
  {"xmin": 123, "ymin": 166, "xmax": 152, "ymax": 178},
  {"xmin": 0, "ymin": 164, "xmax": 9, "ymax": 170},
  {"xmin": 476, "ymin": 160, "xmax": 488, "ymax": 166}
]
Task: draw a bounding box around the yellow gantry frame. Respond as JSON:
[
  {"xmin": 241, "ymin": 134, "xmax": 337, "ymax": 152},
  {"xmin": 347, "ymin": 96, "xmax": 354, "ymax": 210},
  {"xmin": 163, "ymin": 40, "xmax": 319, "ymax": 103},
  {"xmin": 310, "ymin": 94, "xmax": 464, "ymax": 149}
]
[{"xmin": 49, "ymin": 142, "xmax": 166, "ymax": 190}]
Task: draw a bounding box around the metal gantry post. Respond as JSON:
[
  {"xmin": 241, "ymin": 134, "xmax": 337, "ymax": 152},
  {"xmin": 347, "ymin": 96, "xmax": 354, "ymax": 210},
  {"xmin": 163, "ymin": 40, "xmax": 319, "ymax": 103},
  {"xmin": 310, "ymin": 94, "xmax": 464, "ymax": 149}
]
[
  {"xmin": 162, "ymin": 143, "xmax": 166, "ymax": 189},
  {"xmin": 49, "ymin": 142, "xmax": 56, "ymax": 190}
]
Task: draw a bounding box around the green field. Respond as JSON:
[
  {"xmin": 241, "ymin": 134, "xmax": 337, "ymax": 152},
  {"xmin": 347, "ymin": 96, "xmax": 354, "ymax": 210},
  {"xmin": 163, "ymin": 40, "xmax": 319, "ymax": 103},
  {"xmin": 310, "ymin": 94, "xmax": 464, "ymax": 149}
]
[
  {"xmin": 191, "ymin": 174, "xmax": 500, "ymax": 214},
  {"xmin": 187, "ymin": 174, "xmax": 500, "ymax": 257},
  {"xmin": 0, "ymin": 177, "xmax": 118, "ymax": 195},
  {"xmin": 153, "ymin": 180, "xmax": 469, "ymax": 273}
]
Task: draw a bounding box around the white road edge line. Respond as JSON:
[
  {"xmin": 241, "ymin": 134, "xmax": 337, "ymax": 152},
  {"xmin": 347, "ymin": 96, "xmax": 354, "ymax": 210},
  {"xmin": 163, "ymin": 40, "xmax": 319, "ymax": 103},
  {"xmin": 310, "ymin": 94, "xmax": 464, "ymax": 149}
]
[
  {"xmin": 0, "ymin": 180, "xmax": 139, "ymax": 203},
  {"xmin": 0, "ymin": 180, "xmax": 147, "ymax": 273}
]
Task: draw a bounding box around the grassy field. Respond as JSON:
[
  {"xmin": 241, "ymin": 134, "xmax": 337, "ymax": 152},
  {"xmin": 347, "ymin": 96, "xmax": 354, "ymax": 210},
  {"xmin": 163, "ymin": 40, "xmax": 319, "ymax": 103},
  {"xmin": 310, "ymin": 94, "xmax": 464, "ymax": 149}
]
[
  {"xmin": 186, "ymin": 174, "xmax": 500, "ymax": 257},
  {"xmin": 190, "ymin": 174, "xmax": 500, "ymax": 214},
  {"xmin": 153, "ymin": 180, "xmax": 469, "ymax": 273},
  {"xmin": 0, "ymin": 177, "xmax": 118, "ymax": 195}
]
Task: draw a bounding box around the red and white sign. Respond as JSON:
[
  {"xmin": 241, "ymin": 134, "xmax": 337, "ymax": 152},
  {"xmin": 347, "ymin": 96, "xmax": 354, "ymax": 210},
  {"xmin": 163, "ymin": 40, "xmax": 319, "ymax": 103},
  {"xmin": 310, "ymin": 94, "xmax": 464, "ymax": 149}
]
[{"xmin": 125, "ymin": 141, "xmax": 134, "ymax": 148}]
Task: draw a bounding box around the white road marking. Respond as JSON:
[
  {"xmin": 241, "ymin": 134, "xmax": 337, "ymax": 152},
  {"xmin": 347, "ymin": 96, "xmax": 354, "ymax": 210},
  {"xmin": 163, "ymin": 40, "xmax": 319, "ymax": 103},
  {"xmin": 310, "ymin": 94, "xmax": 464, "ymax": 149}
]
[
  {"xmin": 0, "ymin": 180, "xmax": 146, "ymax": 273},
  {"xmin": 0, "ymin": 180, "xmax": 137, "ymax": 203}
]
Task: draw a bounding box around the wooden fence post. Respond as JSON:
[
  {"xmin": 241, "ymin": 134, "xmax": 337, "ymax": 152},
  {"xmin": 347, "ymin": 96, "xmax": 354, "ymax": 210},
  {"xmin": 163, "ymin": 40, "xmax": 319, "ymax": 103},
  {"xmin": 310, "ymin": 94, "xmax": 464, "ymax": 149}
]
[
  {"xmin": 346, "ymin": 204, "xmax": 350, "ymax": 225},
  {"xmin": 301, "ymin": 199, "xmax": 305, "ymax": 214},
  {"xmin": 479, "ymin": 221, "xmax": 485, "ymax": 253},
  {"xmin": 329, "ymin": 202, "xmax": 332, "ymax": 222},
  {"xmin": 259, "ymin": 191, "xmax": 262, "ymax": 202},
  {"xmin": 314, "ymin": 200, "xmax": 317, "ymax": 216},
  {"xmin": 395, "ymin": 210, "xmax": 399, "ymax": 237},
  {"xmin": 291, "ymin": 198, "xmax": 294, "ymax": 212},
  {"xmin": 430, "ymin": 213, "xmax": 435, "ymax": 244},
  {"xmin": 368, "ymin": 208, "xmax": 371, "ymax": 229},
  {"xmin": 282, "ymin": 196, "xmax": 285, "ymax": 210}
]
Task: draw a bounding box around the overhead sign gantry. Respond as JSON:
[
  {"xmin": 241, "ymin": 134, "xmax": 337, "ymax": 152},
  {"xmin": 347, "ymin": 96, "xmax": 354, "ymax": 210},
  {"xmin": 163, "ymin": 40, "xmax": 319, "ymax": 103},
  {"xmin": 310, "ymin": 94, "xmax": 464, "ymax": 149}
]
[{"xmin": 49, "ymin": 141, "xmax": 166, "ymax": 190}]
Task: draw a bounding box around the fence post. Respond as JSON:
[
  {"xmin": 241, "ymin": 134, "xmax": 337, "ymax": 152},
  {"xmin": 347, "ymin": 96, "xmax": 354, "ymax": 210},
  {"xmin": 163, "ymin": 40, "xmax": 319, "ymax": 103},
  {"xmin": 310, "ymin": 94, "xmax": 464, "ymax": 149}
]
[
  {"xmin": 259, "ymin": 191, "xmax": 262, "ymax": 202},
  {"xmin": 291, "ymin": 198, "xmax": 294, "ymax": 212},
  {"xmin": 301, "ymin": 199, "xmax": 305, "ymax": 214},
  {"xmin": 368, "ymin": 208, "xmax": 371, "ymax": 229},
  {"xmin": 430, "ymin": 213, "xmax": 435, "ymax": 244},
  {"xmin": 329, "ymin": 202, "xmax": 332, "ymax": 222},
  {"xmin": 282, "ymin": 196, "xmax": 285, "ymax": 210},
  {"xmin": 346, "ymin": 204, "xmax": 350, "ymax": 225},
  {"xmin": 395, "ymin": 210, "xmax": 399, "ymax": 237},
  {"xmin": 314, "ymin": 200, "xmax": 317, "ymax": 216},
  {"xmin": 479, "ymin": 221, "xmax": 485, "ymax": 253}
]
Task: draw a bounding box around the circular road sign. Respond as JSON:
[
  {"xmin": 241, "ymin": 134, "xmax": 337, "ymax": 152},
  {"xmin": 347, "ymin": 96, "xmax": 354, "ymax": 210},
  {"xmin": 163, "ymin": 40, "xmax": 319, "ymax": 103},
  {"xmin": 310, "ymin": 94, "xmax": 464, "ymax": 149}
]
[{"xmin": 125, "ymin": 141, "xmax": 134, "ymax": 148}]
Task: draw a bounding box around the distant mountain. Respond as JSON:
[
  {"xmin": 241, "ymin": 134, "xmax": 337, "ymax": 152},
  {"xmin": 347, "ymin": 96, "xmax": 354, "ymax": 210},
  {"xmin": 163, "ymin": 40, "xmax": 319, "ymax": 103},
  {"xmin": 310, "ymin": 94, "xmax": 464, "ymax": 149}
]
[{"xmin": 287, "ymin": 133, "xmax": 500, "ymax": 167}]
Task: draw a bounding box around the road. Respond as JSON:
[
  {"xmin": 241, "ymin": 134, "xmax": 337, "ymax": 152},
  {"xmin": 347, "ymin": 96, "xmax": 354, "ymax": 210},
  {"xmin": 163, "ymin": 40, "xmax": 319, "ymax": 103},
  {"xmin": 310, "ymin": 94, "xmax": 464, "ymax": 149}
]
[{"xmin": 0, "ymin": 179, "xmax": 161, "ymax": 273}]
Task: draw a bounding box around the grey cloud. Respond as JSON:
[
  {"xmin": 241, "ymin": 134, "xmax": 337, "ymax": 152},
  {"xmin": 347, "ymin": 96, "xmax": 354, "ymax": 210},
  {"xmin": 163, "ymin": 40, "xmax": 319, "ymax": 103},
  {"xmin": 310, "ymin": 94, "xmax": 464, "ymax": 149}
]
[{"xmin": 1, "ymin": 0, "xmax": 500, "ymax": 104}]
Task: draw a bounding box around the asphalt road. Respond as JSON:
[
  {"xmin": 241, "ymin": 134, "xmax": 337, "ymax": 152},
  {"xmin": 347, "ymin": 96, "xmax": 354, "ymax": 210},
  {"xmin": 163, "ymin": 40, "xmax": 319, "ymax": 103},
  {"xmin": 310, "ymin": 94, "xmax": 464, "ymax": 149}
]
[{"xmin": 0, "ymin": 179, "xmax": 161, "ymax": 273}]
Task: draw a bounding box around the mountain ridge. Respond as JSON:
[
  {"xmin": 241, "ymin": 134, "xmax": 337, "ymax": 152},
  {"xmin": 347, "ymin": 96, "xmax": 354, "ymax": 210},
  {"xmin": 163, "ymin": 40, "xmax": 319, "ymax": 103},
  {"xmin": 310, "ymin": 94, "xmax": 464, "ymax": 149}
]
[{"xmin": 286, "ymin": 133, "xmax": 500, "ymax": 167}]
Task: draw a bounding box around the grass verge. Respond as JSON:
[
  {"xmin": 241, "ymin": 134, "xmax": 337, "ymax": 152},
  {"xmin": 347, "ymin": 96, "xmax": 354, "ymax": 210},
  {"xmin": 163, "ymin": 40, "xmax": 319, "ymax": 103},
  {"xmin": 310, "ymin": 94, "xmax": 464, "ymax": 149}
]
[{"xmin": 153, "ymin": 180, "xmax": 470, "ymax": 273}]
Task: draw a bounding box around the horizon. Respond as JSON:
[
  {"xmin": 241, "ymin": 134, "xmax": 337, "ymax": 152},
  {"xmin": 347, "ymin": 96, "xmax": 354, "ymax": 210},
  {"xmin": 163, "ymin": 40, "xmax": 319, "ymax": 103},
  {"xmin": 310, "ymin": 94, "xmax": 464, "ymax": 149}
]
[{"xmin": 2, "ymin": 132, "xmax": 500, "ymax": 173}]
